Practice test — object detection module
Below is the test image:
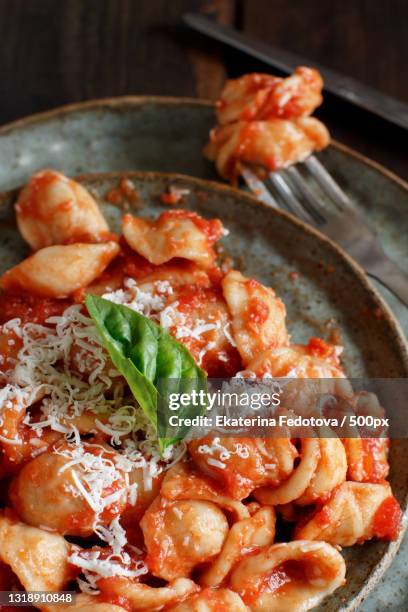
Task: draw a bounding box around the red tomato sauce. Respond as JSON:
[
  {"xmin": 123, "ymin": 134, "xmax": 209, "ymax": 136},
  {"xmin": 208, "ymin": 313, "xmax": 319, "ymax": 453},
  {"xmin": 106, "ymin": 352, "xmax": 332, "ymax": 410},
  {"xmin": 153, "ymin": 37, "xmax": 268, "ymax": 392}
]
[
  {"xmin": 16, "ymin": 171, "xmax": 59, "ymax": 220},
  {"xmin": 120, "ymin": 244, "xmax": 157, "ymax": 280},
  {"xmin": 106, "ymin": 178, "xmax": 140, "ymax": 206},
  {"xmin": 97, "ymin": 577, "xmax": 133, "ymax": 612},
  {"xmin": 159, "ymin": 209, "xmax": 224, "ymax": 245},
  {"xmin": 240, "ymin": 560, "xmax": 302, "ymax": 605},
  {"xmin": 307, "ymin": 337, "xmax": 337, "ymax": 362},
  {"xmin": 314, "ymin": 503, "xmax": 333, "ymax": 528},
  {"xmin": 245, "ymin": 295, "xmax": 270, "ymax": 332},
  {"xmin": 361, "ymin": 439, "xmax": 389, "ymax": 482},
  {"xmin": 0, "ymin": 290, "xmax": 71, "ymax": 325},
  {"xmin": 372, "ymin": 496, "xmax": 402, "ymax": 541},
  {"xmin": 176, "ymin": 286, "xmax": 219, "ymax": 313},
  {"xmin": 63, "ymin": 231, "xmax": 119, "ymax": 245}
]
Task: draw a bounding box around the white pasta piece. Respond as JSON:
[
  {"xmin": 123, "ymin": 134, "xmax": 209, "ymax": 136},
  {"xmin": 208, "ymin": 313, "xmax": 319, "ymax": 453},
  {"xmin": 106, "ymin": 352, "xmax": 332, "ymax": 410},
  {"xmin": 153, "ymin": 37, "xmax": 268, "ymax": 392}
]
[
  {"xmin": 15, "ymin": 170, "xmax": 109, "ymax": 250},
  {"xmin": 222, "ymin": 270, "xmax": 289, "ymax": 366},
  {"xmin": 1, "ymin": 242, "xmax": 119, "ymax": 297},
  {"xmin": 254, "ymin": 439, "xmax": 320, "ymax": 506},
  {"xmin": 343, "ymin": 437, "xmax": 389, "ymax": 483},
  {"xmin": 294, "ymin": 481, "xmax": 400, "ymax": 546},
  {"xmin": 9, "ymin": 445, "xmax": 127, "ymax": 536},
  {"xmin": 0, "ymin": 513, "xmax": 77, "ymax": 591},
  {"xmin": 295, "ymin": 438, "xmax": 347, "ymax": 506},
  {"xmin": 189, "ymin": 437, "xmax": 297, "ymax": 500},
  {"xmin": 97, "ymin": 576, "xmax": 198, "ymax": 611},
  {"xmin": 122, "ymin": 211, "xmax": 223, "ymax": 269},
  {"xmin": 160, "ymin": 462, "xmax": 250, "ymax": 520},
  {"xmin": 279, "ymin": 378, "xmax": 352, "ymax": 413},
  {"xmin": 205, "ymin": 117, "xmax": 329, "ymax": 181},
  {"xmin": 140, "ymin": 496, "xmax": 229, "ymax": 581},
  {"xmin": 200, "ymin": 507, "xmax": 276, "ymax": 587},
  {"xmin": 168, "ymin": 588, "xmax": 249, "ymax": 611},
  {"xmin": 247, "ymin": 344, "xmax": 345, "ymax": 378},
  {"xmin": 229, "ymin": 540, "xmax": 345, "ymax": 611},
  {"xmin": 137, "ymin": 262, "xmax": 210, "ymax": 289},
  {"xmin": 341, "ymin": 393, "xmax": 389, "ymax": 482},
  {"xmin": 121, "ymin": 465, "xmax": 163, "ymax": 524},
  {"xmin": 41, "ymin": 594, "xmax": 126, "ymax": 612},
  {"xmin": 215, "ymin": 68, "xmax": 324, "ymax": 125},
  {"xmin": 204, "ymin": 67, "xmax": 328, "ymax": 180}
]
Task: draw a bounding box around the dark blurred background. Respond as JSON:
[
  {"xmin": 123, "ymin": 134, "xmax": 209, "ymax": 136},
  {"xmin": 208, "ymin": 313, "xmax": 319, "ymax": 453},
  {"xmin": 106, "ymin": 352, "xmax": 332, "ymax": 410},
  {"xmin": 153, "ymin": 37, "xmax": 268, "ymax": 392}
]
[{"xmin": 0, "ymin": 0, "xmax": 406, "ymax": 177}]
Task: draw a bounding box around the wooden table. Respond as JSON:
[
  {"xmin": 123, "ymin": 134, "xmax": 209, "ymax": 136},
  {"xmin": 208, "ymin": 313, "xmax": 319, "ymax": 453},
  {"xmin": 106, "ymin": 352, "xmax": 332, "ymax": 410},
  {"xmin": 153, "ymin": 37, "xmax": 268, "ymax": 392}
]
[{"xmin": 0, "ymin": 0, "xmax": 407, "ymax": 179}]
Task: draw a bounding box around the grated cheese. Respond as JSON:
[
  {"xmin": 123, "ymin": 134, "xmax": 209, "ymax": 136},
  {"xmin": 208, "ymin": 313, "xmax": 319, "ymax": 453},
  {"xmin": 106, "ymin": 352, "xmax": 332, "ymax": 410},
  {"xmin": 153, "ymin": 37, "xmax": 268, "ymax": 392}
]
[
  {"xmin": 0, "ymin": 280, "xmax": 203, "ymax": 586},
  {"xmin": 207, "ymin": 458, "xmax": 227, "ymax": 470}
]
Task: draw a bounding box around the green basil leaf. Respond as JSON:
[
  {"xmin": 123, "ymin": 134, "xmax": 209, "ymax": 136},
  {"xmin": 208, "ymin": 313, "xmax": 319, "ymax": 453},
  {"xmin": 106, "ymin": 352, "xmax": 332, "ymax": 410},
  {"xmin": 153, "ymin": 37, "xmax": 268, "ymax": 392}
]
[{"xmin": 85, "ymin": 295, "xmax": 207, "ymax": 449}]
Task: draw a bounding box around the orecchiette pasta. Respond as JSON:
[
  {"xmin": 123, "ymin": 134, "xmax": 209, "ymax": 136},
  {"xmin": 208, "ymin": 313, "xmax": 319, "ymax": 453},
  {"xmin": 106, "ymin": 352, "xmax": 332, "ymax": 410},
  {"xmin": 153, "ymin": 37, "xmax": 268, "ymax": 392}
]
[
  {"xmin": 222, "ymin": 270, "xmax": 288, "ymax": 365},
  {"xmin": 341, "ymin": 393, "xmax": 389, "ymax": 482},
  {"xmin": 205, "ymin": 66, "xmax": 329, "ymax": 181},
  {"xmin": 97, "ymin": 577, "xmax": 198, "ymax": 611},
  {"xmin": 229, "ymin": 540, "xmax": 346, "ymax": 611},
  {"xmin": 160, "ymin": 285, "xmax": 241, "ymax": 376},
  {"xmin": 167, "ymin": 587, "xmax": 249, "ymax": 611},
  {"xmin": 296, "ymin": 438, "xmax": 347, "ymax": 506},
  {"xmin": 140, "ymin": 496, "xmax": 229, "ymax": 580},
  {"xmin": 205, "ymin": 118, "xmax": 330, "ymax": 180},
  {"xmin": 0, "ymin": 169, "xmax": 401, "ymax": 612},
  {"xmin": 136, "ymin": 261, "xmax": 211, "ymax": 289},
  {"xmin": 200, "ymin": 506, "xmax": 276, "ymax": 587},
  {"xmin": 295, "ymin": 482, "xmax": 401, "ymax": 545},
  {"xmin": 0, "ymin": 242, "xmax": 119, "ymax": 297},
  {"xmin": 42, "ymin": 594, "xmax": 127, "ymax": 612},
  {"xmin": 279, "ymin": 377, "xmax": 353, "ymax": 418},
  {"xmin": 121, "ymin": 466, "xmax": 163, "ymax": 524},
  {"xmin": 0, "ymin": 389, "xmax": 61, "ymax": 475},
  {"xmin": 160, "ymin": 462, "xmax": 250, "ymax": 520},
  {"xmin": 10, "ymin": 445, "xmax": 127, "ymax": 536},
  {"xmin": 215, "ymin": 67, "xmax": 324, "ymax": 125},
  {"xmin": 0, "ymin": 513, "xmax": 78, "ymax": 591},
  {"xmin": 15, "ymin": 169, "xmax": 109, "ymax": 250},
  {"xmin": 246, "ymin": 342, "xmax": 345, "ymax": 378},
  {"xmin": 188, "ymin": 437, "xmax": 297, "ymax": 499},
  {"xmin": 254, "ymin": 439, "xmax": 321, "ymax": 506},
  {"xmin": 122, "ymin": 210, "xmax": 224, "ymax": 269},
  {"xmin": 343, "ymin": 437, "xmax": 389, "ymax": 483}
]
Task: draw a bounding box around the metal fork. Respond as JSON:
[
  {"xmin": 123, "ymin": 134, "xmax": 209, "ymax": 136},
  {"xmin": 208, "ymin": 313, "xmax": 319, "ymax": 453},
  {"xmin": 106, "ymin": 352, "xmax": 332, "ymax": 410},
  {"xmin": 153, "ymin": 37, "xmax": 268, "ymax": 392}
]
[{"xmin": 241, "ymin": 157, "xmax": 408, "ymax": 307}]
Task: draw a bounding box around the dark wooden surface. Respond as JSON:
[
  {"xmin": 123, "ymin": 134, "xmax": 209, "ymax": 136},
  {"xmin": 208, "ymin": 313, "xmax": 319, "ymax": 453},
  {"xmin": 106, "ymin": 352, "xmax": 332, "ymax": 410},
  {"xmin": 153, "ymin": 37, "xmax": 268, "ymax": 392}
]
[{"xmin": 0, "ymin": 0, "xmax": 406, "ymax": 178}]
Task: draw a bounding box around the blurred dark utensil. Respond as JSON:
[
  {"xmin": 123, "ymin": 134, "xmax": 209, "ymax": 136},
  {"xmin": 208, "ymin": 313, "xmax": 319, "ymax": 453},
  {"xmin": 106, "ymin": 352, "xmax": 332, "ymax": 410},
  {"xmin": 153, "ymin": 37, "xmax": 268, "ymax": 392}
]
[{"xmin": 184, "ymin": 13, "xmax": 408, "ymax": 131}]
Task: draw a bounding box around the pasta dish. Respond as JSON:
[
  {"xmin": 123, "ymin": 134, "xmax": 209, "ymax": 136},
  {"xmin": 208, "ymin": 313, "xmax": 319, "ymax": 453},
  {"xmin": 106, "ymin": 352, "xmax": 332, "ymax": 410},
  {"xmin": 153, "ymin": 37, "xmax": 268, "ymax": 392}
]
[
  {"xmin": 204, "ymin": 67, "xmax": 330, "ymax": 182},
  {"xmin": 0, "ymin": 169, "xmax": 402, "ymax": 611}
]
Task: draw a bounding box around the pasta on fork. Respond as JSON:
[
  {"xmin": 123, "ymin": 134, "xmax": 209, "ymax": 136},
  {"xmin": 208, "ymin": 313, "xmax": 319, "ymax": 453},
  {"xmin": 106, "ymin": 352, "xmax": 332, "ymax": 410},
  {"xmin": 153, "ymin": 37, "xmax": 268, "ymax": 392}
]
[
  {"xmin": 0, "ymin": 170, "xmax": 401, "ymax": 611},
  {"xmin": 204, "ymin": 66, "xmax": 330, "ymax": 182}
]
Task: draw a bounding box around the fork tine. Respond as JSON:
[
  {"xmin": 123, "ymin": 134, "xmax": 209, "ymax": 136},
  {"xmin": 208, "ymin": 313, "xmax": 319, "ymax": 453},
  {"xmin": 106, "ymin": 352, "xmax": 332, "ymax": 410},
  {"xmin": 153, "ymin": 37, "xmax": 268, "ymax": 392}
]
[
  {"xmin": 268, "ymin": 172, "xmax": 316, "ymax": 225},
  {"xmin": 305, "ymin": 156, "xmax": 351, "ymax": 209},
  {"xmin": 285, "ymin": 166, "xmax": 326, "ymax": 224},
  {"xmin": 240, "ymin": 165, "xmax": 279, "ymax": 208}
]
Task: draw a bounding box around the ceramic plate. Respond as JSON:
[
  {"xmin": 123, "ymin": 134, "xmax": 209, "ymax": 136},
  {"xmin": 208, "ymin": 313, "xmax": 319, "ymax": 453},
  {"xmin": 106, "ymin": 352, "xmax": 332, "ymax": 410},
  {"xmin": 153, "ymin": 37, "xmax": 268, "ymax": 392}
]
[{"xmin": 0, "ymin": 98, "xmax": 407, "ymax": 611}]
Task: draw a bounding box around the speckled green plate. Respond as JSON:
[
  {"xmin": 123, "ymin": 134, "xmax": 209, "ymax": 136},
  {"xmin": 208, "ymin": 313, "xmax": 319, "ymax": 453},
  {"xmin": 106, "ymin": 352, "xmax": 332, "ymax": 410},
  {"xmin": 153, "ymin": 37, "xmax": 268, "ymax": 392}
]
[{"xmin": 0, "ymin": 98, "xmax": 407, "ymax": 611}]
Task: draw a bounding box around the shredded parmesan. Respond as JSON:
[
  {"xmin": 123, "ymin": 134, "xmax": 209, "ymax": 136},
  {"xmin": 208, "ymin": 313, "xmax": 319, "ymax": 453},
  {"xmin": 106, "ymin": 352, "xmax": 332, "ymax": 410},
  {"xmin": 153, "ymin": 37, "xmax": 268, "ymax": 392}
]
[{"xmin": 0, "ymin": 280, "xmax": 201, "ymax": 587}]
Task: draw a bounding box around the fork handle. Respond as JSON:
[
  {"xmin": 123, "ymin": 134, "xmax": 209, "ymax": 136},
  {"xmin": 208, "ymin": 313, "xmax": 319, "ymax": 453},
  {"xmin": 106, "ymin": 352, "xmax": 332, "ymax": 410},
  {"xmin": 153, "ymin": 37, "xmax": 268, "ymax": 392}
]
[{"xmin": 365, "ymin": 258, "xmax": 408, "ymax": 307}]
